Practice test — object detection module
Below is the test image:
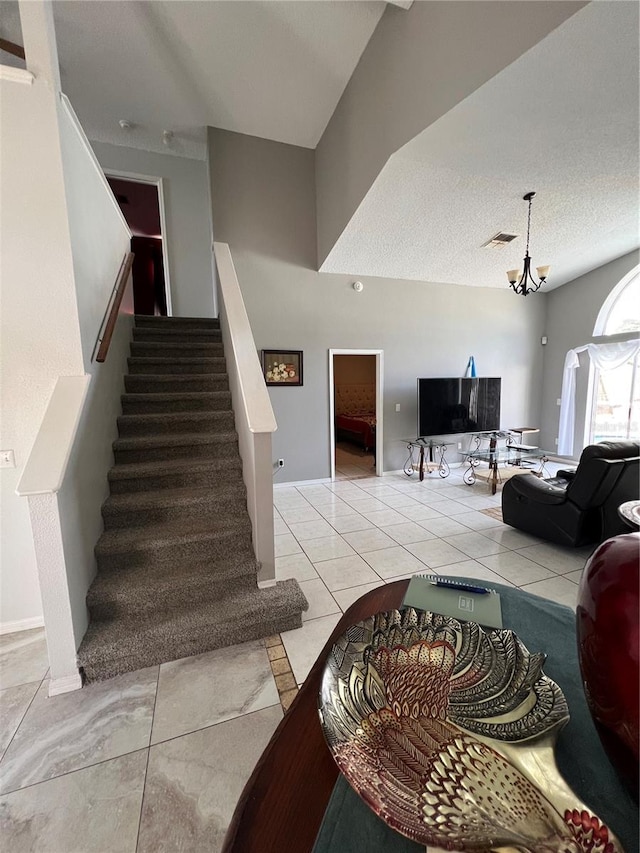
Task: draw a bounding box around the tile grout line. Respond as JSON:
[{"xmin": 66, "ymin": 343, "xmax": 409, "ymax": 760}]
[
  {"xmin": 0, "ymin": 671, "xmax": 49, "ymax": 767},
  {"xmin": 134, "ymin": 666, "xmax": 161, "ymax": 853},
  {"xmin": 300, "ymin": 569, "xmax": 344, "ymax": 620},
  {"xmin": 0, "ymin": 746, "xmax": 150, "ymax": 798}
]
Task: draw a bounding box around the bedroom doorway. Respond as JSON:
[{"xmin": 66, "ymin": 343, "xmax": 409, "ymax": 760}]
[
  {"xmin": 105, "ymin": 171, "xmax": 173, "ymax": 316},
  {"xmin": 329, "ymin": 349, "xmax": 384, "ymax": 479}
]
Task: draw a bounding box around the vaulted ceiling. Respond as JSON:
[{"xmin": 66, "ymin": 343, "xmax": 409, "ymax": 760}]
[
  {"xmin": 2, "ymin": 0, "xmax": 638, "ymax": 289},
  {"xmin": 50, "ymin": 0, "xmax": 386, "ymax": 156},
  {"xmin": 320, "ymin": 1, "xmax": 640, "ymax": 290}
]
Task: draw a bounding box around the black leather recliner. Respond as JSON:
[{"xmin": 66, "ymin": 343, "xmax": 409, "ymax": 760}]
[{"xmin": 502, "ymin": 441, "xmax": 640, "ymax": 547}]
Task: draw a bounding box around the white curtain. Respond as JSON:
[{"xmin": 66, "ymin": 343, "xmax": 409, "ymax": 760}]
[{"xmin": 558, "ymin": 339, "xmax": 640, "ymax": 456}]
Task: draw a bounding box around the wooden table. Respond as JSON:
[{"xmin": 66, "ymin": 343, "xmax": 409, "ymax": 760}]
[
  {"xmin": 222, "ymin": 580, "xmax": 638, "ymax": 853},
  {"xmin": 221, "ymin": 581, "xmax": 410, "ymax": 853}
]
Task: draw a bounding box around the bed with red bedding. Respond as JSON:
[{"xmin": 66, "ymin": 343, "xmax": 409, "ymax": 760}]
[
  {"xmin": 334, "ymin": 385, "xmax": 376, "ymax": 451},
  {"xmin": 335, "ymin": 412, "xmax": 376, "ymax": 450}
]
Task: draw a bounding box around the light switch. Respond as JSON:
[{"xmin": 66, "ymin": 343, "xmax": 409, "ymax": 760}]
[
  {"xmin": 0, "ymin": 449, "xmax": 15, "ymax": 468},
  {"xmin": 395, "ymin": 403, "xmax": 401, "ymax": 412}
]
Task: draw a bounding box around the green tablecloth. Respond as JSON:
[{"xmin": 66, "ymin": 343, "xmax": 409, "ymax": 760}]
[{"xmin": 313, "ymin": 580, "xmax": 639, "ymax": 853}]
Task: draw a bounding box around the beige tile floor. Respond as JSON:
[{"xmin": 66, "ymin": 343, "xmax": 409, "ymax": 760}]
[{"xmin": 0, "ymin": 462, "xmax": 593, "ymax": 852}]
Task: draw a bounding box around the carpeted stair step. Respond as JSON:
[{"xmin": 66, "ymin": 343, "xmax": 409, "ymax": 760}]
[
  {"xmin": 86, "ymin": 555, "xmax": 257, "ymax": 620},
  {"xmin": 78, "ymin": 579, "xmax": 308, "ymax": 683},
  {"xmin": 127, "ymin": 356, "xmax": 226, "ymax": 375},
  {"xmin": 101, "ymin": 483, "xmax": 247, "ymax": 529},
  {"xmin": 130, "ymin": 341, "xmax": 224, "ymax": 358},
  {"xmin": 108, "ymin": 457, "xmax": 242, "ymax": 494},
  {"xmin": 116, "ymin": 410, "xmax": 235, "ymax": 437},
  {"xmin": 124, "ymin": 373, "xmax": 229, "ymax": 394},
  {"xmin": 134, "ymin": 315, "xmax": 220, "ymax": 330},
  {"xmin": 121, "ymin": 391, "xmax": 232, "ymax": 415},
  {"xmin": 81, "ymin": 311, "xmax": 307, "ymax": 684},
  {"xmin": 132, "ymin": 327, "xmax": 222, "ymax": 343},
  {"xmin": 96, "ymin": 516, "xmax": 253, "ymax": 572},
  {"xmin": 94, "ymin": 540, "xmax": 255, "ymax": 586},
  {"xmin": 113, "ymin": 431, "xmax": 239, "ymax": 464}
]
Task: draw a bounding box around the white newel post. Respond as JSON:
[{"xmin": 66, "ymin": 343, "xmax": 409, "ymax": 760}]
[{"xmin": 27, "ymin": 494, "xmax": 83, "ymax": 694}]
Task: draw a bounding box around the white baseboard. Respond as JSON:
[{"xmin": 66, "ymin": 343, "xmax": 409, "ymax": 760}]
[
  {"xmin": 258, "ymin": 578, "xmax": 277, "ymax": 589},
  {"xmin": 274, "ymin": 464, "xmax": 468, "ymax": 490},
  {"xmin": 48, "ymin": 672, "xmax": 83, "ymax": 696},
  {"xmin": 0, "ymin": 615, "xmax": 45, "ymax": 636},
  {"xmin": 274, "ymin": 476, "xmax": 333, "ymax": 488}
]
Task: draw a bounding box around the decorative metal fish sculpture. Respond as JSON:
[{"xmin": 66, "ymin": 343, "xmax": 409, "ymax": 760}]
[{"xmin": 319, "ymin": 608, "xmax": 623, "ymax": 853}]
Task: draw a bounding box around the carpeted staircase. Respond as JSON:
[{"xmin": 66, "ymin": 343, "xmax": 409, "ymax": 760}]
[{"xmin": 78, "ymin": 315, "xmax": 307, "ymax": 683}]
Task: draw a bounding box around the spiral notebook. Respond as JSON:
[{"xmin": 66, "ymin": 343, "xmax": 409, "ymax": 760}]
[{"xmin": 402, "ymin": 574, "xmax": 503, "ymax": 629}]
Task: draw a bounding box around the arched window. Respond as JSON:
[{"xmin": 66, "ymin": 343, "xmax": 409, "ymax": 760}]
[
  {"xmin": 593, "ymin": 266, "xmax": 640, "ymax": 336},
  {"xmin": 587, "ymin": 265, "xmax": 640, "ymax": 444}
]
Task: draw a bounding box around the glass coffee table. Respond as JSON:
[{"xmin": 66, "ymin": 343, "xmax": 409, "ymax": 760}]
[{"xmin": 464, "ymin": 445, "xmax": 549, "ymax": 495}]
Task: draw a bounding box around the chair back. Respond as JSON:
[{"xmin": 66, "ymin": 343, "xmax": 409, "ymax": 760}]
[
  {"xmin": 600, "ymin": 455, "xmax": 640, "ymax": 538},
  {"xmin": 566, "ymin": 441, "xmax": 640, "ymax": 510}
]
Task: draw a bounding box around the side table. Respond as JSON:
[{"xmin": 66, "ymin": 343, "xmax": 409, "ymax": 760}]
[
  {"xmin": 403, "ymin": 438, "xmax": 451, "ymax": 480},
  {"xmin": 618, "ymin": 500, "xmax": 640, "ymax": 530},
  {"xmin": 508, "ymin": 426, "xmax": 540, "ymax": 446}
]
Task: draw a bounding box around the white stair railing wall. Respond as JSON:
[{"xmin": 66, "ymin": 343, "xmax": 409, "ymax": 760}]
[{"xmin": 213, "ymin": 242, "xmax": 277, "ymax": 586}]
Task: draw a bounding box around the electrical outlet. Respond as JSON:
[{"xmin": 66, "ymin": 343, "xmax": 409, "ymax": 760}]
[
  {"xmin": 556, "ymin": 398, "xmax": 562, "ymax": 406},
  {"xmin": 395, "ymin": 403, "xmax": 400, "ymax": 412},
  {"xmin": 457, "ymin": 442, "xmax": 462, "ymax": 450},
  {"xmin": 278, "ymin": 458, "xmax": 285, "ymax": 468},
  {"xmin": 0, "ymin": 449, "xmax": 15, "ymax": 468},
  {"xmin": 554, "ymin": 438, "xmax": 559, "ymax": 446}
]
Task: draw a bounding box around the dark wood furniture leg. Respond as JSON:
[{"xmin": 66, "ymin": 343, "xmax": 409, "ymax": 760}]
[{"xmin": 490, "ymin": 459, "xmax": 498, "ymax": 495}]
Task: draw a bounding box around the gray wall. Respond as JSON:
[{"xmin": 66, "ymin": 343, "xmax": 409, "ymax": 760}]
[
  {"xmin": 209, "ymin": 128, "xmax": 546, "ymax": 482},
  {"xmin": 539, "ymin": 250, "xmax": 640, "ymax": 456},
  {"xmin": 91, "ymin": 141, "xmax": 216, "ymax": 318},
  {"xmin": 315, "ymin": 1, "xmax": 585, "ymax": 267}
]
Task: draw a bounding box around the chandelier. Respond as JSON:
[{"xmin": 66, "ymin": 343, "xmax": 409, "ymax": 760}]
[{"xmin": 507, "ymin": 192, "xmax": 550, "ymax": 296}]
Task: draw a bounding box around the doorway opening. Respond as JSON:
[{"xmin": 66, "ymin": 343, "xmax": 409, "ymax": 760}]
[
  {"xmin": 105, "ymin": 174, "xmax": 172, "ymax": 316},
  {"xmin": 329, "ymin": 349, "xmax": 384, "ymax": 479}
]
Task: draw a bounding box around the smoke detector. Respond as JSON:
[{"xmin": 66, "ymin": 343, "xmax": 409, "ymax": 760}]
[{"xmin": 482, "ymin": 232, "xmax": 519, "ymax": 249}]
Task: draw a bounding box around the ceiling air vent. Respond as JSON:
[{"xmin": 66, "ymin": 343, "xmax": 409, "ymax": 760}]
[{"xmin": 482, "ymin": 232, "xmax": 518, "ymax": 249}]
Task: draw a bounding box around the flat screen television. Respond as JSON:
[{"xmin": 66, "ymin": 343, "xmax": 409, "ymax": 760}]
[{"xmin": 418, "ymin": 377, "xmax": 501, "ymax": 437}]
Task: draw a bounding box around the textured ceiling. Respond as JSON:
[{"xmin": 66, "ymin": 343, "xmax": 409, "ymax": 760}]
[
  {"xmin": 320, "ymin": 2, "xmax": 640, "ymax": 290},
  {"xmin": 50, "ymin": 0, "xmax": 385, "ymax": 157}
]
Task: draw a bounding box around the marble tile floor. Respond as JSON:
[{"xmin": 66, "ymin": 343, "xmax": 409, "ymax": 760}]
[
  {"xmin": 0, "ymin": 465, "xmax": 593, "ymax": 852},
  {"xmin": 334, "ymin": 441, "xmax": 375, "ymax": 477}
]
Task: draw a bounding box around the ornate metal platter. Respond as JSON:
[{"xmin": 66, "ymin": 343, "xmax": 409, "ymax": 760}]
[{"xmin": 318, "ymin": 607, "xmax": 624, "ymax": 853}]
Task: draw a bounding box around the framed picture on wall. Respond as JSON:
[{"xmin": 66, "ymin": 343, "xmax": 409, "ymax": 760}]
[{"xmin": 262, "ymin": 350, "xmax": 303, "ymax": 386}]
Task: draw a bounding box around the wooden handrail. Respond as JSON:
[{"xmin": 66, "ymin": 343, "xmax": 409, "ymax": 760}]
[
  {"xmin": 95, "ymin": 252, "xmax": 134, "ymax": 363},
  {"xmin": 0, "ymin": 38, "xmax": 25, "ymax": 60}
]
